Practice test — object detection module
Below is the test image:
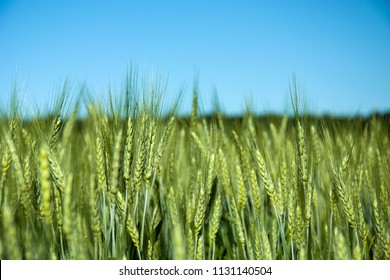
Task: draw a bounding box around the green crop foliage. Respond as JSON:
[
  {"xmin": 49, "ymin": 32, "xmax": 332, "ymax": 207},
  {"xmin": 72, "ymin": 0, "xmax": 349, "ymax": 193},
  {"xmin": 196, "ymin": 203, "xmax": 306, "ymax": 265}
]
[{"xmin": 0, "ymin": 78, "xmax": 389, "ymax": 260}]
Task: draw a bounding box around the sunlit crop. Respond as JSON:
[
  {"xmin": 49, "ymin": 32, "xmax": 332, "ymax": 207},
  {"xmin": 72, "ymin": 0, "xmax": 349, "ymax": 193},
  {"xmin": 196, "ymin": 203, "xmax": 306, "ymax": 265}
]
[{"xmin": 0, "ymin": 78, "xmax": 389, "ymax": 260}]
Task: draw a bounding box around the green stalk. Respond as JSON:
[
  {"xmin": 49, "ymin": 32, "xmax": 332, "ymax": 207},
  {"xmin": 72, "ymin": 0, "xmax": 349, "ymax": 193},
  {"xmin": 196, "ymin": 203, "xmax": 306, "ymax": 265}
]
[{"xmin": 274, "ymin": 205, "xmax": 287, "ymax": 259}]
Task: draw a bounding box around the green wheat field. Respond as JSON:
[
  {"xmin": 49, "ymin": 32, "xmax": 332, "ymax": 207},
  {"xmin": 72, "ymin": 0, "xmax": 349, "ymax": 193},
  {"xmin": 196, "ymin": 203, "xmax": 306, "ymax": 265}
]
[{"xmin": 0, "ymin": 80, "xmax": 389, "ymax": 260}]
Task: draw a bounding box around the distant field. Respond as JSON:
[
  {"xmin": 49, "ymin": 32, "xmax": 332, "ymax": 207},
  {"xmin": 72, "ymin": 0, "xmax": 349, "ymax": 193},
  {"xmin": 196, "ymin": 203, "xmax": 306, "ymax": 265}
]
[{"xmin": 0, "ymin": 90, "xmax": 389, "ymax": 260}]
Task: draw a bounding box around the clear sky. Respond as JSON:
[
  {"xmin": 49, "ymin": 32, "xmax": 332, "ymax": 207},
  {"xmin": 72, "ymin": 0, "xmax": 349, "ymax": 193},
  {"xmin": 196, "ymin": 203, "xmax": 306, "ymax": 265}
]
[{"xmin": 1, "ymin": 0, "xmax": 389, "ymax": 115}]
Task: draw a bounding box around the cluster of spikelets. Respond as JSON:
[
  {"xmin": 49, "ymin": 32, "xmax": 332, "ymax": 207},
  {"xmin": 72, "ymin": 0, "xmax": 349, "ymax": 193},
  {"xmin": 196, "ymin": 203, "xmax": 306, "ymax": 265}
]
[{"xmin": 0, "ymin": 83, "xmax": 389, "ymax": 260}]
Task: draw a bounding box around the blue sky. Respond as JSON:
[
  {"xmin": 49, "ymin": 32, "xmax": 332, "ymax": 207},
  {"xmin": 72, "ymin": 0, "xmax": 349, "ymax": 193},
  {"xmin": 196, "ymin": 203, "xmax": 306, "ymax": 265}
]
[{"xmin": 0, "ymin": 0, "xmax": 389, "ymax": 115}]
